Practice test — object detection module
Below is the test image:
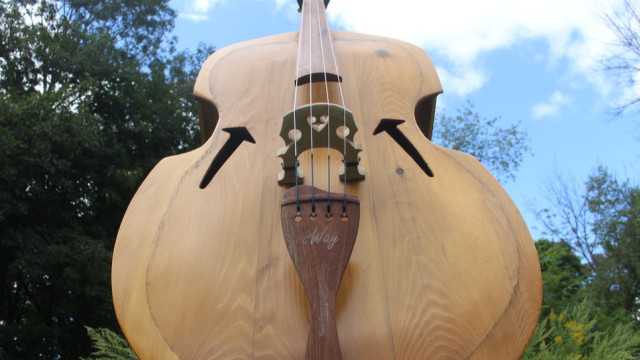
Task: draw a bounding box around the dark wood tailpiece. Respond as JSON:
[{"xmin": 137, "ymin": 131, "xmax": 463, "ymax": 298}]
[{"xmin": 281, "ymin": 185, "xmax": 359, "ymax": 360}]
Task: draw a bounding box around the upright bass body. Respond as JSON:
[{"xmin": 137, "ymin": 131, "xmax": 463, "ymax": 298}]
[{"xmin": 112, "ymin": 28, "xmax": 541, "ymax": 359}]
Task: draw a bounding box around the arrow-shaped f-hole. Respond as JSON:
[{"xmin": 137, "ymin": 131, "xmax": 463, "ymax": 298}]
[
  {"xmin": 373, "ymin": 119, "xmax": 434, "ymax": 177},
  {"xmin": 199, "ymin": 127, "xmax": 256, "ymax": 189}
]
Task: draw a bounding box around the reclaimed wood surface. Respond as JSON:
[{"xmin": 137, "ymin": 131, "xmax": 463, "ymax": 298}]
[{"xmin": 112, "ymin": 30, "xmax": 542, "ymax": 359}]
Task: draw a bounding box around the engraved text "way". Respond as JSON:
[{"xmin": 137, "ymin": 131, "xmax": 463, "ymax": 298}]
[{"xmin": 302, "ymin": 226, "xmax": 339, "ymax": 250}]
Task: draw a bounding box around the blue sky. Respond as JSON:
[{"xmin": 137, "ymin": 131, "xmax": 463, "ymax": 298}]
[{"xmin": 168, "ymin": 0, "xmax": 639, "ymax": 239}]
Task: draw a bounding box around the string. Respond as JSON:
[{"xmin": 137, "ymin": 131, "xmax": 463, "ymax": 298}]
[
  {"xmin": 308, "ymin": 0, "xmax": 316, "ymax": 217},
  {"xmin": 292, "ymin": 0, "xmax": 306, "ymax": 216},
  {"xmin": 314, "ymin": 0, "xmax": 332, "ymax": 217},
  {"xmin": 321, "ymin": 2, "xmax": 349, "ymax": 216}
]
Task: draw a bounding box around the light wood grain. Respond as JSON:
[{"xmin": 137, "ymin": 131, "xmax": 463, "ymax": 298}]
[{"xmin": 113, "ymin": 30, "xmax": 542, "ymax": 359}]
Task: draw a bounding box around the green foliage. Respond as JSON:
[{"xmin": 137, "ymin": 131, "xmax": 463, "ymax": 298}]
[
  {"xmin": 535, "ymin": 239, "xmax": 585, "ymax": 317},
  {"xmin": 585, "ymin": 168, "xmax": 640, "ymax": 319},
  {"xmin": 0, "ymin": 0, "xmax": 212, "ymax": 358},
  {"xmin": 539, "ymin": 166, "xmax": 640, "ymax": 322},
  {"xmin": 542, "ymin": 167, "xmax": 640, "ymax": 319},
  {"xmin": 523, "ymin": 302, "xmax": 640, "ymax": 360},
  {"xmin": 532, "ymin": 167, "xmax": 640, "ymax": 359},
  {"xmin": 80, "ymin": 327, "xmax": 138, "ymax": 360},
  {"xmin": 433, "ymin": 102, "xmax": 530, "ymax": 182}
]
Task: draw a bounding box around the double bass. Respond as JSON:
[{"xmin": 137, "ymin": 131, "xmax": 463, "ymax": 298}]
[{"xmin": 111, "ymin": 0, "xmax": 542, "ymax": 358}]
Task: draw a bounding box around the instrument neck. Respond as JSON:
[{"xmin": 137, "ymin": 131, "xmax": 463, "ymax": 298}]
[{"xmin": 296, "ymin": 0, "xmax": 341, "ymax": 86}]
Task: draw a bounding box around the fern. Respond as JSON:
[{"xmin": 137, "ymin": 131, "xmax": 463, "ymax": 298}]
[{"xmin": 80, "ymin": 327, "xmax": 138, "ymax": 360}]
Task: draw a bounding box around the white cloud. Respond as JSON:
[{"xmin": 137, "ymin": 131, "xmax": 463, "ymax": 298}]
[
  {"xmin": 273, "ymin": 0, "xmax": 289, "ymax": 7},
  {"xmin": 174, "ymin": 0, "xmax": 627, "ymax": 98},
  {"xmin": 176, "ymin": 0, "xmax": 226, "ymax": 21},
  {"xmin": 435, "ymin": 64, "xmax": 487, "ymax": 97},
  {"xmin": 193, "ymin": 0, "xmax": 224, "ymax": 12},
  {"xmin": 323, "ymin": 0, "xmax": 624, "ymax": 96},
  {"xmin": 532, "ymin": 90, "xmax": 571, "ymax": 119},
  {"xmin": 179, "ymin": 12, "xmax": 209, "ymax": 22}
]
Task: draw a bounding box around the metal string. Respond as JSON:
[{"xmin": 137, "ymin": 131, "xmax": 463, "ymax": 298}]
[
  {"xmin": 308, "ymin": 0, "xmax": 316, "ymax": 217},
  {"xmin": 314, "ymin": 0, "xmax": 332, "ymax": 217},
  {"xmin": 293, "ymin": 0, "xmax": 346, "ymax": 217},
  {"xmin": 321, "ymin": 4, "xmax": 349, "ymax": 216},
  {"xmin": 292, "ymin": 0, "xmax": 306, "ymax": 215}
]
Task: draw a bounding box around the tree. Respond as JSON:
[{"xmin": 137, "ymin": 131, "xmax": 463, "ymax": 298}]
[
  {"xmin": 432, "ymin": 102, "xmax": 530, "ymax": 182},
  {"xmin": 537, "ymin": 172, "xmax": 599, "ymax": 272},
  {"xmin": 539, "ymin": 167, "xmax": 640, "ymax": 321},
  {"xmin": 585, "ymin": 168, "xmax": 640, "ymax": 319},
  {"xmin": 535, "ymin": 239, "xmax": 585, "ymax": 317},
  {"xmin": 0, "ymin": 0, "xmax": 211, "ymax": 358},
  {"xmin": 525, "ymin": 229, "xmax": 640, "ymax": 360},
  {"xmin": 603, "ymin": 0, "xmax": 640, "ymax": 114}
]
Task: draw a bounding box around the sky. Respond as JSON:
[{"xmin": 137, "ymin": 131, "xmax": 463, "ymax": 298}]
[{"xmin": 168, "ymin": 0, "xmax": 640, "ymax": 239}]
